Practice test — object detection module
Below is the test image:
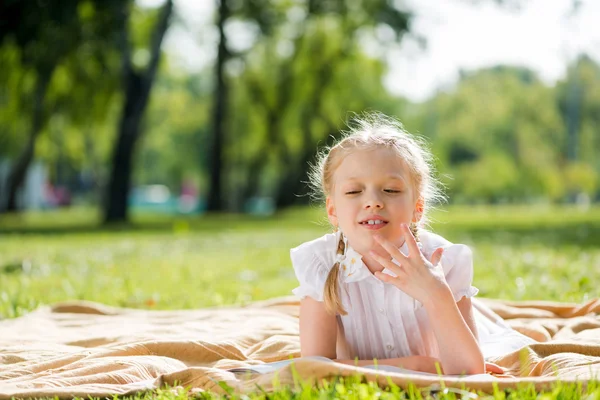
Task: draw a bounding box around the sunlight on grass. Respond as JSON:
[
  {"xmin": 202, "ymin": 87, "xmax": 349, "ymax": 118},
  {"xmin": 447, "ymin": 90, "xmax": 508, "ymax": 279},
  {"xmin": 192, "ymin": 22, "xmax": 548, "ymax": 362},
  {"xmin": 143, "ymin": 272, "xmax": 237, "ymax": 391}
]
[{"xmin": 1, "ymin": 205, "xmax": 598, "ymax": 317}]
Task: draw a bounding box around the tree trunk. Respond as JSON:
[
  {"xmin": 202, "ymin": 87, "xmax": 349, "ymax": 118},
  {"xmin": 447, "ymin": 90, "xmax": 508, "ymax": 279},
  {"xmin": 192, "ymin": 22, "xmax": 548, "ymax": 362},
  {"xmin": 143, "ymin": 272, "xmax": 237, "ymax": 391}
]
[
  {"xmin": 3, "ymin": 67, "xmax": 52, "ymax": 213},
  {"xmin": 103, "ymin": 0, "xmax": 172, "ymax": 223},
  {"xmin": 103, "ymin": 76, "xmax": 142, "ymax": 223},
  {"xmin": 206, "ymin": 0, "xmax": 230, "ymax": 212}
]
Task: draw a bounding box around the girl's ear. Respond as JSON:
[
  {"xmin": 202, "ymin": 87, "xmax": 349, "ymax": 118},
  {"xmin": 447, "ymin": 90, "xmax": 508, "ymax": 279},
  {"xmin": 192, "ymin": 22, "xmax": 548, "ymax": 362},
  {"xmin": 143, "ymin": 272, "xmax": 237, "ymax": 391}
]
[
  {"xmin": 412, "ymin": 197, "xmax": 424, "ymax": 223},
  {"xmin": 326, "ymin": 196, "xmax": 338, "ymax": 227}
]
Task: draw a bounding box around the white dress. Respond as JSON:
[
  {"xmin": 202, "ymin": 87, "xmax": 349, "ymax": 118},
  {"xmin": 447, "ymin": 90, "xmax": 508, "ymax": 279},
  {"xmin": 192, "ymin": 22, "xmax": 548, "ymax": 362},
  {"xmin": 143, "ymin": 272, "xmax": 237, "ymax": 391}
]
[{"xmin": 290, "ymin": 230, "xmax": 535, "ymax": 361}]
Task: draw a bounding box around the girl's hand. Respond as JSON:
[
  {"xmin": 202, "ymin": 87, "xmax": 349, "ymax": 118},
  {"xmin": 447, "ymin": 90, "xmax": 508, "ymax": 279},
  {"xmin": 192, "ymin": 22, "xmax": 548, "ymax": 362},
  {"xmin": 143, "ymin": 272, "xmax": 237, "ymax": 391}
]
[
  {"xmin": 485, "ymin": 362, "xmax": 505, "ymax": 374},
  {"xmin": 392, "ymin": 357, "xmax": 501, "ymax": 375},
  {"xmin": 370, "ymin": 224, "xmax": 450, "ymax": 307}
]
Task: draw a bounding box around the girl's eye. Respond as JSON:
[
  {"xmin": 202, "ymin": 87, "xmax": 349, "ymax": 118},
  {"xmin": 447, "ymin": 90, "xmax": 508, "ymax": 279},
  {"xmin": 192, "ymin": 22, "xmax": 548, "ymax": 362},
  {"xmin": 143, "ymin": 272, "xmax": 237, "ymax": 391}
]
[
  {"xmin": 384, "ymin": 189, "xmax": 402, "ymax": 193},
  {"xmin": 345, "ymin": 190, "xmax": 361, "ymax": 195}
]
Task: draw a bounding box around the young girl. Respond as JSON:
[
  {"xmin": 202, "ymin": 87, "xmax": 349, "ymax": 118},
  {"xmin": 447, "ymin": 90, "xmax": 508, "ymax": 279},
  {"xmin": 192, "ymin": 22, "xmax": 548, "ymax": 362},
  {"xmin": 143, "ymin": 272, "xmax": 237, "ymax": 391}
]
[{"xmin": 290, "ymin": 114, "xmax": 534, "ymax": 375}]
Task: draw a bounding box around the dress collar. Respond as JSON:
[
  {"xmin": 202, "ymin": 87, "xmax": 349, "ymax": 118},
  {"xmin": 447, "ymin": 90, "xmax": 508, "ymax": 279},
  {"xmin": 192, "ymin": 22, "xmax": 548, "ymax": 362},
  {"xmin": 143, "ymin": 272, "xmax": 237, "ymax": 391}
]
[{"xmin": 337, "ymin": 231, "xmax": 421, "ymax": 284}]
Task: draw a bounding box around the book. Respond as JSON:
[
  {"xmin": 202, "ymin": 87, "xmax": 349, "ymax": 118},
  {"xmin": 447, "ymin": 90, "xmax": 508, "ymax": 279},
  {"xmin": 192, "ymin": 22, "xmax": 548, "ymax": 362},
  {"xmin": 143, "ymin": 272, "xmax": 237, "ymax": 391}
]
[{"xmin": 227, "ymin": 356, "xmax": 438, "ymax": 376}]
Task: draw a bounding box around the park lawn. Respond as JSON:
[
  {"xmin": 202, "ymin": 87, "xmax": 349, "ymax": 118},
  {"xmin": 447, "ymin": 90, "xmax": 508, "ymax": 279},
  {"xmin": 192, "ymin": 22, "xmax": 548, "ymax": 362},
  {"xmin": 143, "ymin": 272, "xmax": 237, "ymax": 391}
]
[{"xmin": 0, "ymin": 204, "xmax": 599, "ymax": 399}]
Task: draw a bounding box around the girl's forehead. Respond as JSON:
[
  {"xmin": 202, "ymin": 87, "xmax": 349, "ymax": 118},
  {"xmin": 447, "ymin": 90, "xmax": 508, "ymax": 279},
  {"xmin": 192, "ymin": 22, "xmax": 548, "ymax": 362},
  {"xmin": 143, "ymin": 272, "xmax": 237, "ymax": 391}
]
[{"xmin": 334, "ymin": 147, "xmax": 410, "ymax": 180}]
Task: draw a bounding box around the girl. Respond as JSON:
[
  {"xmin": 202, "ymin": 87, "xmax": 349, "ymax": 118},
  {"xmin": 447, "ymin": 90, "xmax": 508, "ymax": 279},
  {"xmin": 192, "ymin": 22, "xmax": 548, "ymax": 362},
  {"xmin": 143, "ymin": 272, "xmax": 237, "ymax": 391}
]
[{"xmin": 290, "ymin": 114, "xmax": 534, "ymax": 375}]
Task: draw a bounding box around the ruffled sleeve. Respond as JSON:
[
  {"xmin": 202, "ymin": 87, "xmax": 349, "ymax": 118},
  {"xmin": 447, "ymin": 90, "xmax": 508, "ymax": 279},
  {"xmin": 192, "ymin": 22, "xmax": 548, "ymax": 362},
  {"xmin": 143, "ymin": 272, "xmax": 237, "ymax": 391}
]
[
  {"xmin": 290, "ymin": 234, "xmax": 336, "ymax": 302},
  {"xmin": 440, "ymin": 244, "xmax": 479, "ymax": 302}
]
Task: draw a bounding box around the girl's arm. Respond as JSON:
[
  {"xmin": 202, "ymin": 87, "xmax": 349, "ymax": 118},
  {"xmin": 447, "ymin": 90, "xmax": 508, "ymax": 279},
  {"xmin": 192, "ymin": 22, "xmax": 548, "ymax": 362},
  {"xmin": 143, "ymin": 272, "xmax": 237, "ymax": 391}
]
[
  {"xmin": 299, "ymin": 297, "xmax": 338, "ymax": 358},
  {"xmin": 422, "ymin": 289, "xmax": 484, "ymax": 375},
  {"xmin": 300, "ymin": 297, "xmax": 444, "ymax": 374},
  {"xmin": 370, "ymin": 227, "xmax": 485, "ymax": 375},
  {"xmin": 334, "ymin": 356, "xmax": 442, "ymax": 373},
  {"xmin": 458, "ymin": 296, "xmax": 479, "ymax": 341}
]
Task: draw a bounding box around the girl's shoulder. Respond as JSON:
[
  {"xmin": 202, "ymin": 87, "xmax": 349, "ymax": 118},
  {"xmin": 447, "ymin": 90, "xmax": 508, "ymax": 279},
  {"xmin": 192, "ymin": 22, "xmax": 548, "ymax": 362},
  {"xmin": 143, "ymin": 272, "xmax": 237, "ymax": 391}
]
[
  {"xmin": 419, "ymin": 231, "xmax": 478, "ymax": 302},
  {"xmin": 290, "ymin": 231, "xmax": 338, "ymax": 269},
  {"xmin": 418, "ymin": 230, "xmax": 452, "ymax": 250},
  {"xmin": 418, "ymin": 230, "xmax": 473, "ymax": 267},
  {"xmin": 290, "ymin": 232, "xmax": 339, "ymax": 301}
]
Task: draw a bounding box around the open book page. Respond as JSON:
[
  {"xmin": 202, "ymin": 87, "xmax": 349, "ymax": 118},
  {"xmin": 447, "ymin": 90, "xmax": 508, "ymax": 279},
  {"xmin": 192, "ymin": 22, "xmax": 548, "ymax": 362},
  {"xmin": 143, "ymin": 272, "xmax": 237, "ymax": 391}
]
[
  {"xmin": 228, "ymin": 356, "xmax": 331, "ymax": 375},
  {"xmin": 228, "ymin": 356, "xmax": 438, "ymax": 376}
]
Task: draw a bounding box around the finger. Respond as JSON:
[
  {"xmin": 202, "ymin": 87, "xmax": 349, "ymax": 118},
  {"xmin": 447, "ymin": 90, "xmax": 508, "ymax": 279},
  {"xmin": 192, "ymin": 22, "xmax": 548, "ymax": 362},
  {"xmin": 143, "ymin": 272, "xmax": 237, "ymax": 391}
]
[
  {"xmin": 401, "ymin": 223, "xmax": 421, "ymax": 258},
  {"xmin": 430, "ymin": 247, "xmax": 444, "ymax": 266},
  {"xmin": 485, "ymin": 362, "xmax": 504, "ymax": 374},
  {"xmin": 374, "ymin": 271, "xmax": 392, "ymax": 282},
  {"xmin": 369, "ymin": 250, "xmax": 404, "ymax": 276},
  {"xmin": 373, "ymin": 235, "xmax": 408, "ymax": 263},
  {"xmin": 375, "ymin": 269, "xmax": 406, "ymax": 283}
]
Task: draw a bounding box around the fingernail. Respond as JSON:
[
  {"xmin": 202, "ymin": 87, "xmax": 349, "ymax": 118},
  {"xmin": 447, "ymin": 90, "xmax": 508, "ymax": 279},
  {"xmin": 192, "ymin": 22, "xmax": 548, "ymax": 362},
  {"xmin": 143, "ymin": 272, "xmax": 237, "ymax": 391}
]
[{"xmin": 373, "ymin": 234, "xmax": 381, "ymax": 240}]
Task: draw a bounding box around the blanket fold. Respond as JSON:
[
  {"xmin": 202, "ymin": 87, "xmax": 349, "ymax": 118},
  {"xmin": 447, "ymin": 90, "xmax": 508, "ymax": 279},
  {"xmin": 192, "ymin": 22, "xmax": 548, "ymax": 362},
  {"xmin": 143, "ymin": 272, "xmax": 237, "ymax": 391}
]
[{"xmin": 0, "ymin": 297, "xmax": 598, "ymax": 398}]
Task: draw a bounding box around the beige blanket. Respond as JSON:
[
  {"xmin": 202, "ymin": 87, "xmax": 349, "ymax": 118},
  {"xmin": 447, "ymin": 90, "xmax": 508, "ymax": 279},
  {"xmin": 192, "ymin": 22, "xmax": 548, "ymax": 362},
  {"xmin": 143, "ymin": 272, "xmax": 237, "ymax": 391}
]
[{"xmin": 0, "ymin": 297, "xmax": 599, "ymax": 398}]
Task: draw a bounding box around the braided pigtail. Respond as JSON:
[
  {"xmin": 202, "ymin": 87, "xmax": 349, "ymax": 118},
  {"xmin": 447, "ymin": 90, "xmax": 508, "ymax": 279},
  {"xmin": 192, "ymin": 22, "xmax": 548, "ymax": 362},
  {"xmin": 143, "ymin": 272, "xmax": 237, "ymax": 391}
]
[
  {"xmin": 410, "ymin": 222, "xmax": 420, "ymax": 243},
  {"xmin": 323, "ymin": 233, "xmax": 348, "ymax": 316}
]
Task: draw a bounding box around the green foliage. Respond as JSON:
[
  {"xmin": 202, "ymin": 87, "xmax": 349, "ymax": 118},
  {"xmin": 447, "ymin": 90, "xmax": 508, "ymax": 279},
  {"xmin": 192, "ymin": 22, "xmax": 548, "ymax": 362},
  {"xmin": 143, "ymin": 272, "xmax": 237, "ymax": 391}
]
[
  {"xmin": 0, "ymin": 0, "xmax": 125, "ymax": 194},
  {"xmin": 556, "ymin": 55, "xmax": 600, "ymax": 166},
  {"xmin": 453, "ymin": 152, "xmax": 519, "ymax": 203},
  {"xmin": 410, "ymin": 63, "xmax": 600, "ymax": 204},
  {"xmin": 565, "ymin": 162, "xmax": 598, "ymax": 197},
  {"xmin": 0, "ymin": 41, "xmax": 31, "ymax": 157},
  {"xmin": 137, "ymin": 70, "xmax": 212, "ymax": 189},
  {"xmin": 223, "ymin": 4, "xmax": 411, "ymax": 205},
  {"xmin": 1, "ymin": 0, "xmax": 599, "ymax": 212},
  {"xmin": 51, "ymin": 378, "xmax": 597, "ymax": 399}
]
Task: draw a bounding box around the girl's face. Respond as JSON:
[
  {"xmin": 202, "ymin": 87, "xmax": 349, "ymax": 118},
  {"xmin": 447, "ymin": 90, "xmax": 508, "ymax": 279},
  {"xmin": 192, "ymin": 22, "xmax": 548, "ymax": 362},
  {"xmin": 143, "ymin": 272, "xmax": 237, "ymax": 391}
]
[{"xmin": 326, "ymin": 147, "xmax": 422, "ymax": 259}]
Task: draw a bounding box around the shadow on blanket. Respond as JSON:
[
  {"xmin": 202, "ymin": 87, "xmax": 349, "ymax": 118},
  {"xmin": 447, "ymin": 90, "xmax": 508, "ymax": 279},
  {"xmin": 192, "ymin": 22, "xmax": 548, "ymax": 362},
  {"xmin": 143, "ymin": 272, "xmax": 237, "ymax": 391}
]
[{"xmin": 0, "ymin": 297, "xmax": 599, "ymax": 398}]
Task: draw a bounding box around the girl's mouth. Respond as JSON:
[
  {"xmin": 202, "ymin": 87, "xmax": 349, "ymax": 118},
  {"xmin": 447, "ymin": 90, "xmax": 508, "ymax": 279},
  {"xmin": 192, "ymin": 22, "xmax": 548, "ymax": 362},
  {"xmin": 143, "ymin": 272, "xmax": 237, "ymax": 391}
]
[{"xmin": 359, "ymin": 219, "xmax": 388, "ymax": 230}]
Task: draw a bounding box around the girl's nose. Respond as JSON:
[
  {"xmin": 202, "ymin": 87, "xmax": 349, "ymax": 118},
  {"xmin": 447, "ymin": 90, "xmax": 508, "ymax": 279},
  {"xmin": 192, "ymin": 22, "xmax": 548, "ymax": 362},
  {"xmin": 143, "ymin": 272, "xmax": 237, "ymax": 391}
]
[{"xmin": 364, "ymin": 195, "xmax": 383, "ymax": 209}]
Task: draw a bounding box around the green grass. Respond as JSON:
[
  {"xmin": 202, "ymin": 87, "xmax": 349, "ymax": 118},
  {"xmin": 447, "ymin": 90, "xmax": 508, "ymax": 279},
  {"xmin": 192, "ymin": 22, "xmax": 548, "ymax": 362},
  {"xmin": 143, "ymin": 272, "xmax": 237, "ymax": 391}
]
[
  {"xmin": 103, "ymin": 376, "xmax": 600, "ymax": 400},
  {"xmin": 1, "ymin": 204, "xmax": 599, "ymax": 399}
]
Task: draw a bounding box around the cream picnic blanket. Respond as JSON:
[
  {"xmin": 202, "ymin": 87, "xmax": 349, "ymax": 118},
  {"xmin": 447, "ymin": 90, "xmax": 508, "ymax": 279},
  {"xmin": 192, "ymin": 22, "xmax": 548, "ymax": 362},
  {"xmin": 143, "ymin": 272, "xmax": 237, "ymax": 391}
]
[{"xmin": 0, "ymin": 297, "xmax": 599, "ymax": 398}]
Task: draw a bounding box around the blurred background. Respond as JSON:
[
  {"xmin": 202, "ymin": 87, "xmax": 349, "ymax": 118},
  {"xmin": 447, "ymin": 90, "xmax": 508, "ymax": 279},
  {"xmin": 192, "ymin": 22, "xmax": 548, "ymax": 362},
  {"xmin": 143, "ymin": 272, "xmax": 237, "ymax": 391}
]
[
  {"xmin": 0, "ymin": 0, "xmax": 599, "ymax": 317},
  {"xmin": 1, "ymin": 0, "xmax": 599, "ymax": 220}
]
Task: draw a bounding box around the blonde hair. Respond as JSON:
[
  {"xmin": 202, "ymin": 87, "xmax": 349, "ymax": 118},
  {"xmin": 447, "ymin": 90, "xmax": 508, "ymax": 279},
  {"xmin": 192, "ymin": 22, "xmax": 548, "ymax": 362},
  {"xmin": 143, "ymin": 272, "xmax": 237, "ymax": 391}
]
[{"xmin": 309, "ymin": 112, "xmax": 444, "ymax": 316}]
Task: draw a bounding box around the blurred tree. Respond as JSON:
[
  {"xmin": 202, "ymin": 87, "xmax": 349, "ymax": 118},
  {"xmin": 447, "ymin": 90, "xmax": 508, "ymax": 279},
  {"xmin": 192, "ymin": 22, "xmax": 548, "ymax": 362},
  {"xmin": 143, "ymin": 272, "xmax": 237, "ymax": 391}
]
[
  {"xmin": 206, "ymin": 0, "xmax": 231, "ymax": 212},
  {"xmin": 217, "ymin": 0, "xmax": 412, "ymax": 211},
  {"xmin": 138, "ymin": 70, "xmax": 211, "ymax": 190},
  {"xmin": 2, "ymin": 0, "xmax": 597, "ymax": 214},
  {"xmin": 0, "ymin": 0, "xmax": 80, "ymax": 211},
  {"xmin": 0, "ymin": 43, "xmax": 28, "ymax": 162},
  {"xmin": 0, "ymin": 0, "xmax": 122, "ymax": 212},
  {"xmin": 556, "ymin": 55, "xmax": 600, "ymax": 200},
  {"xmin": 416, "ymin": 66, "xmax": 565, "ymax": 203},
  {"xmin": 103, "ymin": 0, "xmax": 173, "ymax": 223},
  {"xmin": 40, "ymin": 2, "xmax": 123, "ymax": 203}
]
